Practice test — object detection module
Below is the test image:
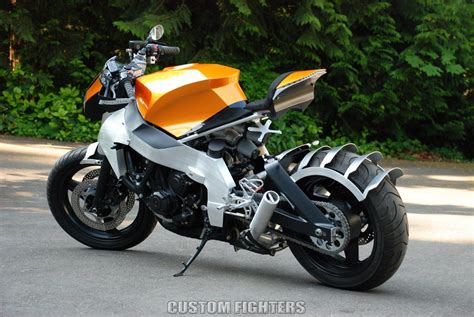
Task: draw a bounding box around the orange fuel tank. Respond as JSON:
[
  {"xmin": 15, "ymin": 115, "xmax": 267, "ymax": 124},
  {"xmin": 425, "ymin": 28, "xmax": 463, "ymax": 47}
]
[{"xmin": 135, "ymin": 63, "xmax": 247, "ymax": 137}]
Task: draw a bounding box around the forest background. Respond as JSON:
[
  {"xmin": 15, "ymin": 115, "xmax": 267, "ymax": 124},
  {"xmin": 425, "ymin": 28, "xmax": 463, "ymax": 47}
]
[{"xmin": 0, "ymin": 0, "xmax": 472, "ymax": 160}]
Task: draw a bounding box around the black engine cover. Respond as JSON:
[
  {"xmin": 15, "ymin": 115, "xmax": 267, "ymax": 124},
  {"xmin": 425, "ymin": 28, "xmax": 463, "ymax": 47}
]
[
  {"xmin": 168, "ymin": 171, "xmax": 194, "ymax": 197},
  {"xmin": 144, "ymin": 190, "xmax": 177, "ymax": 218}
]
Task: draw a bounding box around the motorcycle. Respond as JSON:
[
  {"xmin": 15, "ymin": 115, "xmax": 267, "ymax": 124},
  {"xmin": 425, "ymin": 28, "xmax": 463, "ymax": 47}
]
[{"xmin": 47, "ymin": 25, "xmax": 408, "ymax": 290}]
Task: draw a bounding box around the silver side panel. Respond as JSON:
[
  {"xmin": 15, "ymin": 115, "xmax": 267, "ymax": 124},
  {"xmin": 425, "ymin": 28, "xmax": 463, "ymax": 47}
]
[
  {"xmin": 127, "ymin": 132, "xmax": 235, "ymax": 226},
  {"xmin": 343, "ymin": 151, "xmax": 383, "ymax": 178},
  {"xmin": 97, "ymin": 109, "xmax": 129, "ymax": 177},
  {"xmin": 320, "ymin": 143, "xmax": 358, "ymax": 168},
  {"xmin": 80, "ymin": 142, "xmax": 102, "ymax": 165},
  {"xmin": 97, "ymin": 106, "xmax": 235, "ymax": 227},
  {"xmin": 297, "ymin": 145, "xmax": 331, "ymax": 171}
]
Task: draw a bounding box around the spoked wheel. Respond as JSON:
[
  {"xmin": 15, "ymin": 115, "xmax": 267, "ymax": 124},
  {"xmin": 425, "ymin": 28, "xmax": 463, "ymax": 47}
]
[
  {"xmin": 47, "ymin": 146, "xmax": 157, "ymax": 250},
  {"xmin": 287, "ymin": 150, "xmax": 408, "ymax": 290}
]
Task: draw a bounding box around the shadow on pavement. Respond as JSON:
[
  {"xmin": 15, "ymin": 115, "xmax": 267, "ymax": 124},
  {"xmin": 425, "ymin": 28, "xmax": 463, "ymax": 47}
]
[{"xmin": 406, "ymin": 203, "xmax": 473, "ymax": 216}]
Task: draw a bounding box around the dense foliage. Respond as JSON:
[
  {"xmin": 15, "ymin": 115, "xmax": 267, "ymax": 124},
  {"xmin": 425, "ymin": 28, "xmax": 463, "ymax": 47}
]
[{"xmin": 1, "ymin": 0, "xmax": 472, "ymax": 159}]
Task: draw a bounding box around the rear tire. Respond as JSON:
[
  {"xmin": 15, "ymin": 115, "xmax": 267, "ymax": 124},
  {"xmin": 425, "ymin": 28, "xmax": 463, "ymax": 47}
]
[
  {"xmin": 288, "ymin": 149, "xmax": 409, "ymax": 290},
  {"xmin": 47, "ymin": 146, "xmax": 157, "ymax": 250}
]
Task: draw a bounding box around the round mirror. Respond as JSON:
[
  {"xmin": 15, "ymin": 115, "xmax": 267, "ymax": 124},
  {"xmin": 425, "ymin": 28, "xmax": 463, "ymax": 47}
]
[{"xmin": 149, "ymin": 25, "xmax": 164, "ymax": 41}]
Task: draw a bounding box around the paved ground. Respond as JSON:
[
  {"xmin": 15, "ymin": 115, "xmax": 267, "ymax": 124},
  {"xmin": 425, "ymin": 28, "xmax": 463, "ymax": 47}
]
[{"xmin": 1, "ymin": 135, "xmax": 473, "ymax": 316}]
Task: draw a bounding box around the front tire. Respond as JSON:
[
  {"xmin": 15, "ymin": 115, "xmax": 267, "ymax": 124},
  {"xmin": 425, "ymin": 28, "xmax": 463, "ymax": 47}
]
[
  {"xmin": 288, "ymin": 149, "xmax": 409, "ymax": 290},
  {"xmin": 47, "ymin": 146, "xmax": 157, "ymax": 250}
]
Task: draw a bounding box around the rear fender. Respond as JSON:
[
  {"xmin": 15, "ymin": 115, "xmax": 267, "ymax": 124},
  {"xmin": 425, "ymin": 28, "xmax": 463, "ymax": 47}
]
[
  {"xmin": 275, "ymin": 143, "xmax": 310, "ymax": 171},
  {"xmin": 289, "ymin": 144, "xmax": 403, "ymax": 202}
]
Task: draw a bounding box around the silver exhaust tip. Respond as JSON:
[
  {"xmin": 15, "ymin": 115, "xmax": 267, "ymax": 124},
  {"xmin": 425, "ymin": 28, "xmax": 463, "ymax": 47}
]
[{"xmin": 249, "ymin": 190, "xmax": 280, "ymax": 240}]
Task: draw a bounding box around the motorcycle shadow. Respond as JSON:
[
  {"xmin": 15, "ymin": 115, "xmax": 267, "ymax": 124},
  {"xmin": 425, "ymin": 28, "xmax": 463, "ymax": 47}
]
[
  {"xmin": 73, "ymin": 246, "xmax": 315, "ymax": 287},
  {"xmin": 68, "ymin": 246, "xmax": 399, "ymax": 295}
]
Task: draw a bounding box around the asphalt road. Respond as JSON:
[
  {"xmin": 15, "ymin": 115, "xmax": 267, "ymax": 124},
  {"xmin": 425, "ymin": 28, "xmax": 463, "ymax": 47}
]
[{"xmin": 1, "ymin": 135, "xmax": 473, "ymax": 316}]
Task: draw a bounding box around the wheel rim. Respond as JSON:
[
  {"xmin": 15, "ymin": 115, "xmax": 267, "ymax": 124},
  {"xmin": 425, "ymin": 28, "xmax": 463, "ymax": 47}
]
[{"xmin": 294, "ymin": 176, "xmax": 380, "ymax": 278}]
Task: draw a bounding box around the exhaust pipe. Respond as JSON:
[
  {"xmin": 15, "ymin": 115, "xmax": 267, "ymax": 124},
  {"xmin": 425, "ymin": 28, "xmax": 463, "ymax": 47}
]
[{"xmin": 249, "ymin": 191, "xmax": 280, "ymax": 240}]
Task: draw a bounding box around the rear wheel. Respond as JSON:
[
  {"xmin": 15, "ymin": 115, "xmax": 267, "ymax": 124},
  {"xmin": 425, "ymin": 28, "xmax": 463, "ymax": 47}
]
[
  {"xmin": 288, "ymin": 149, "xmax": 408, "ymax": 290},
  {"xmin": 47, "ymin": 146, "xmax": 157, "ymax": 250}
]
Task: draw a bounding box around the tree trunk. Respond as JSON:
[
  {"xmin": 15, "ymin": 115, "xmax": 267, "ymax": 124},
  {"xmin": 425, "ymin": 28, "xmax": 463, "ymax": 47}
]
[{"xmin": 8, "ymin": 0, "xmax": 18, "ymax": 71}]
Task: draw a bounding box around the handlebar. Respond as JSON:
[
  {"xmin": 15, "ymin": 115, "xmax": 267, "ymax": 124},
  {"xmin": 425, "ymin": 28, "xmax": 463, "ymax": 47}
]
[
  {"xmin": 157, "ymin": 45, "xmax": 180, "ymax": 56},
  {"xmin": 116, "ymin": 41, "xmax": 180, "ymax": 95},
  {"xmin": 129, "ymin": 41, "xmax": 180, "ymax": 57}
]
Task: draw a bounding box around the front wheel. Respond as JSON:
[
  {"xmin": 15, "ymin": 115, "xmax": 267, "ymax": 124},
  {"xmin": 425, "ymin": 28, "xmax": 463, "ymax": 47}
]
[
  {"xmin": 288, "ymin": 149, "xmax": 409, "ymax": 290},
  {"xmin": 47, "ymin": 146, "xmax": 157, "ymax": 250}
]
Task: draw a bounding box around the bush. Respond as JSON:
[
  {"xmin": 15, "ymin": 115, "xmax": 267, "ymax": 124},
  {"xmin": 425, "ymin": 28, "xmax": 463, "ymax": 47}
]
[
  {"xmin": 0, "ymin": 68, "xmax": 99, "ymax": 142},
  {"xmin": 1, "ymin": 0, "xmax": 471, "ymax": 161},
  {"xmin": 0, "ymin": 67, "xmax": 467, "ymax": 162}
]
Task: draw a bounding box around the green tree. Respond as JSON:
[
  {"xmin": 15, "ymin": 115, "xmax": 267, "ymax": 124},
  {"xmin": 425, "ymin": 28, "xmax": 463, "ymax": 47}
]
[{"xmin": 0, "ymin": 0, "xmax": 472, "ymax": 159}]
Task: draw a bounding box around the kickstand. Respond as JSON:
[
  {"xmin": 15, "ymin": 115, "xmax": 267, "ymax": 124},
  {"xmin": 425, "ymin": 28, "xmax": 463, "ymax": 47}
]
[{"xmin": 173, "ymin": 224, "xmax": 213, "ymax": 277}]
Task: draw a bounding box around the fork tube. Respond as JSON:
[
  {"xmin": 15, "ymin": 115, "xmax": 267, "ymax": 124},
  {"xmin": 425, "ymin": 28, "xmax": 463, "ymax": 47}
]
[{"xmin": 92, "ymin": 158, "xmax": 112, "ymax": 209}]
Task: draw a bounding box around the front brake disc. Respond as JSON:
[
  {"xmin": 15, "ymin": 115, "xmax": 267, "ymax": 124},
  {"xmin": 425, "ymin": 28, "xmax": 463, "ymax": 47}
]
[{"xmin": 71, "ymin": 178, "xmax": 135, "ymax": 231}]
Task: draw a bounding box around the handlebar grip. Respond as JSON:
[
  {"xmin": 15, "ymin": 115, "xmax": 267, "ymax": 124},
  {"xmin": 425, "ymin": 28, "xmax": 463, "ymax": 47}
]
[
  {"xmin": 122, "ymin": 80, "xmax": 135, "ymax": 99},
  {"xmin": 159, "ymin": 45, "xmax": 180, "ymax": 56}
]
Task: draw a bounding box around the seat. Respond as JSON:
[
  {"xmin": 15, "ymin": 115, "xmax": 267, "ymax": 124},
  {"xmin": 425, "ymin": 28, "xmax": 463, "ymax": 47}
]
[{"xmin": 246, "ymin": 72, "xmax": 293, "ymax": 111}]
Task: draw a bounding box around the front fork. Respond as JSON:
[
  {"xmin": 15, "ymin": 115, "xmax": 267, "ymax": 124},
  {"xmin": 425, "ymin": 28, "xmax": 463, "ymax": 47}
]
[
  {"xmin": 91, "ymin": 147, "xmax": 157, "ymax": 211},
  {"xmin": 91, "ymin": 158, "xmax": 112, "ymax": 213},
  {"xmin": 79, "ymin": 142, "xmax": 113, "ymax": 212}
]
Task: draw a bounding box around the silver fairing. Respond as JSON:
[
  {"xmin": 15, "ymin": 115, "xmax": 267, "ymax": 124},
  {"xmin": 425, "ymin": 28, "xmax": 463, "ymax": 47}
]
[{"xmin": 96, "ymin": 104, "xmax": 236, "ymax": 227}]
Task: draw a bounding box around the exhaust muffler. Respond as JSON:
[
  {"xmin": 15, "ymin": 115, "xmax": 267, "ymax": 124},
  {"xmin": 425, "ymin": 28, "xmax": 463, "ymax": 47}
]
[{"xmin": 249, "ymin": 190, "xmax": 280, "ymax": 240}]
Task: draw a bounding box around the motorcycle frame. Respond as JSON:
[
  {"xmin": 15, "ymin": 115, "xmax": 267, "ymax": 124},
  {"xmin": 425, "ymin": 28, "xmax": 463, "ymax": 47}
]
[
  {"xmin": 83, "ymin": 103, "xmax": 330, "ymax": 227},
  {"xmin": 81, "ymin": 101, "xmax": 339, "ymax": 238},
  {"xmin": 91, "ymin": 103, "xmax": 238, "ymax": 227},
  {"xmin": 82, "ymin": 101, "xmax": 402, "ymax": 242}
]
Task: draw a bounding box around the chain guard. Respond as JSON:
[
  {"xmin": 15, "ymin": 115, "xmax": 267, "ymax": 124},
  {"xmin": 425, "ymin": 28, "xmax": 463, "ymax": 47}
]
[{"xmin": 71, "ymin": 170, "xmax": 135, "ymax": 231}]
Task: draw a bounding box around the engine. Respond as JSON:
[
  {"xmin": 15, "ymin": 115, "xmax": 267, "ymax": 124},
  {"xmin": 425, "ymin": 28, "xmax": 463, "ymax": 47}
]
[
  {"xmin": 143, "ymin": 123, "xmax": 264, "ymax": 226},
  {"xmin": 199, "ymin": 125, "xmax": 264, "ymax": 181},
  {"xmin": 143, "ymin": 170, "xmax": 203, "ymax": 225}
]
